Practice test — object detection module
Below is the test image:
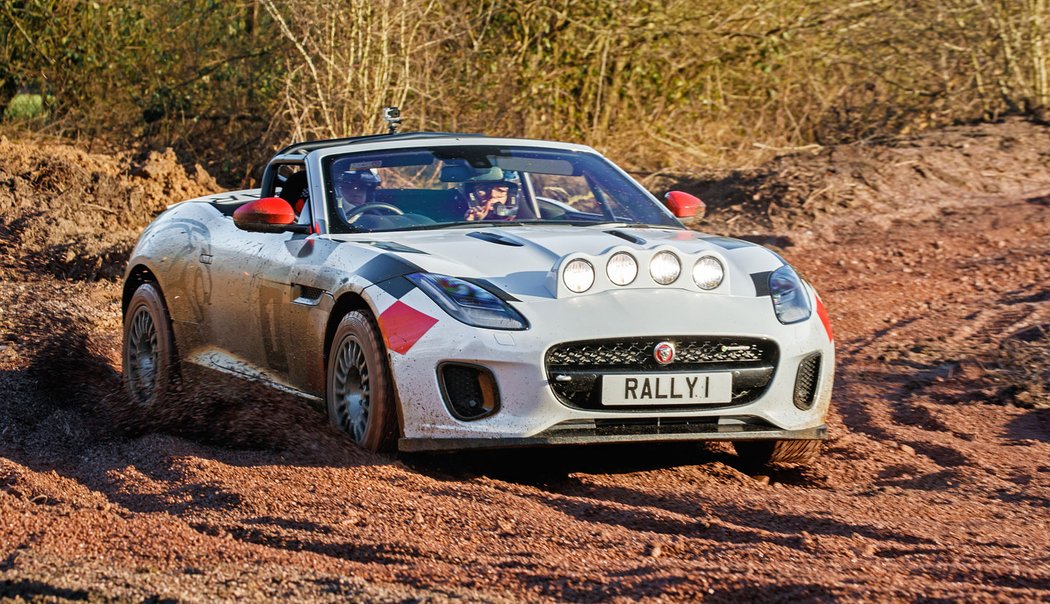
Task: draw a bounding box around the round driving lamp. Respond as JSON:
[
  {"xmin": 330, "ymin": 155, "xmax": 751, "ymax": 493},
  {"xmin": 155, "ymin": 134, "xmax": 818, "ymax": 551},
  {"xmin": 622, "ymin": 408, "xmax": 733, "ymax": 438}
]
[
  {"xmin": 649, "ymin": 251, "xmax": 681, "ymax": 285},
  {"xmin": 692, "ymin": 256, "xmax": 724, "ymax": 290},
  {"xmin": 606, "ymin": 252, "xmax": 638, "ymax": 286},
  {"xmin": 563, "ymin": 259, "xmax": 595, "ymax": 293}
]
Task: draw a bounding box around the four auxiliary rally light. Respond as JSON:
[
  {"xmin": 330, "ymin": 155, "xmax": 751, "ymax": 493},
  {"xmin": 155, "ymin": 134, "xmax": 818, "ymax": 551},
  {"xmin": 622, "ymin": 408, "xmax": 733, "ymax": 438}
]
[{"xmin": 563, "ymin": 252, "xmax": 724, "ymax": 294}]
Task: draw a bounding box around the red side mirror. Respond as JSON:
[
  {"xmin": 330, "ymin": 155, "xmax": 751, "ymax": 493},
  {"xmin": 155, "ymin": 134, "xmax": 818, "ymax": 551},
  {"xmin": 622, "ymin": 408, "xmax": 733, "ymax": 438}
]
[
  {"xmin": 233, "ymin": 197, "xmax": 297, "ymax": 232},
  {"xmin": 664, "ymin": 191, "xmax": 705, "ymax": 220}
]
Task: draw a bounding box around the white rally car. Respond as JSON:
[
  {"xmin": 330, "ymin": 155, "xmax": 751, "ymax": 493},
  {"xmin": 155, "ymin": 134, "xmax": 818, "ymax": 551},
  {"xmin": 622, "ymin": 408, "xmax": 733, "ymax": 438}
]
[{"xmin": 122, "ymin": 132, "xmax": 834, "ymax": 465}]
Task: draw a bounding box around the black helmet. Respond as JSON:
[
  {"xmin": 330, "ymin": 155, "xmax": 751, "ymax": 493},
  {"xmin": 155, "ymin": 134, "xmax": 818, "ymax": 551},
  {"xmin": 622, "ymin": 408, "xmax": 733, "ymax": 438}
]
[{"xmin": 339, "ymin": 168, "xmax": 381, "ymax": 188}]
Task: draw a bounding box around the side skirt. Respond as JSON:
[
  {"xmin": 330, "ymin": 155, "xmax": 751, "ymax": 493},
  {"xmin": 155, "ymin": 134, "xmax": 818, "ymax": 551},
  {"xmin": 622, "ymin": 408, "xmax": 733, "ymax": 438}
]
[{"xmin": 183, "ymin": 349, "xmax": 326, "ymax": 412}]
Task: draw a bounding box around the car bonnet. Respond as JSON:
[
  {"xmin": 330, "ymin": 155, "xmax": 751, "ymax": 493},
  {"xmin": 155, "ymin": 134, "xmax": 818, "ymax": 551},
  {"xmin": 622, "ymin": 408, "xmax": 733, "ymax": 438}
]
[{"xmin": 330, "ymin": 225, "xmax": 783, "ymax": 300}]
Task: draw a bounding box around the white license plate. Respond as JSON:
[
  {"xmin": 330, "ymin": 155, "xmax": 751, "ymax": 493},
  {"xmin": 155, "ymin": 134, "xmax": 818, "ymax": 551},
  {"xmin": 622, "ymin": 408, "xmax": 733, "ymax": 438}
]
[{"xmin": 601, "ymin": 373, "xmax": 733, "ymax": 405}]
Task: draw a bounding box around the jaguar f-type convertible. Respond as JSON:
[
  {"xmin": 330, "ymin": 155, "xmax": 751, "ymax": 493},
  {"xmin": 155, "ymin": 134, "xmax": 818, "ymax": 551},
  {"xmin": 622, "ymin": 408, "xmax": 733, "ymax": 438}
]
[{"xmin": 121, "ymin": 131, "xmax": 834, "ymax": 465}]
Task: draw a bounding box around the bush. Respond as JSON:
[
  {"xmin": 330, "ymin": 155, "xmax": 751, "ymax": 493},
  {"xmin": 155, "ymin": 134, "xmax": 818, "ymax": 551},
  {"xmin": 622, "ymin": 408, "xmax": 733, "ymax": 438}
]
[
  {"xmin": 1, "ymin": 0, "xmax": 1047, "ymax": 182},
  {"xmin": 3, "ymin": 93, "xmax": 46, "ymax": 120}
]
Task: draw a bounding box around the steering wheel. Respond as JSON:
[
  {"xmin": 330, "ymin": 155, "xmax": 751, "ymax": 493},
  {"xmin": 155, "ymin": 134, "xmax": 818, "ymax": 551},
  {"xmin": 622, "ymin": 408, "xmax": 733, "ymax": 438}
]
[{"xmin": 343, "ymin": 202, "xmax": 405, "ymax": 224}]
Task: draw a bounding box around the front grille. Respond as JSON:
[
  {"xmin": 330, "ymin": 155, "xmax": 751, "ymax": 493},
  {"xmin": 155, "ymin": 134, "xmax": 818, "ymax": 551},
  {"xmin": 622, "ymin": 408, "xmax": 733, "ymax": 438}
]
[
  {"xmin": 547, "ymin": 338, "xmax": 766, "ymax": 366},
  {"xmin": 546, "ymin": 336, "xmax": 778, "ymax": 411},
  {"xmin": 793, "ymin": 353, "xmax": 821, "ymax": 410}
]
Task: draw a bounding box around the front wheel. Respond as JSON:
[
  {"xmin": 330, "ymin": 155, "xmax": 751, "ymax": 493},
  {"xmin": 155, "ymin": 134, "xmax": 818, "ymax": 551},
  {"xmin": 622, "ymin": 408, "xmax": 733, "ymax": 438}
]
[
  {"xmin": 326, "ymin": 310, "xmax": 398, "ymax": 451},
  {"xmin": 123, "ymin": 282, "xmax": 177, "ymax": 406},
  {"xmin": 733, "ymin": 439, "xmax": 822, "ymax": 466}
]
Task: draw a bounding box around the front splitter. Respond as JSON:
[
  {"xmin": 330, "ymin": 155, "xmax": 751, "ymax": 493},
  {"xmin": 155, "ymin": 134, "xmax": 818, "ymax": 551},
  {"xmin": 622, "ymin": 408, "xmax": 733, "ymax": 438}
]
[{"xmin": 399, "ymin": 423, "xmax": 827, "ymax": 453}]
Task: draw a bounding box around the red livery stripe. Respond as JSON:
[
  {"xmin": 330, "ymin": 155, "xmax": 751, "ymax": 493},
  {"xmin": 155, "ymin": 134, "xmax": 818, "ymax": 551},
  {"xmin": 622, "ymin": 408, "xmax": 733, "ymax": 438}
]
[
  {"xmin": 815, "ymin": 295, "xmax": 833, "ymax": 342},
  {"xmin": 378, "ymin": 301, "xmax": 439, "ymax": 355}
]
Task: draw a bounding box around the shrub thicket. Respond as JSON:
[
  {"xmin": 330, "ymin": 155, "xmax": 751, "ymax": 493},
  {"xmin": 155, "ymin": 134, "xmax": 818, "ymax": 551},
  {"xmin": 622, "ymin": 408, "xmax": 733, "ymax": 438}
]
[{"xmin": 1, "ymin": 0, "xmax": 1047, "ymax": 183}]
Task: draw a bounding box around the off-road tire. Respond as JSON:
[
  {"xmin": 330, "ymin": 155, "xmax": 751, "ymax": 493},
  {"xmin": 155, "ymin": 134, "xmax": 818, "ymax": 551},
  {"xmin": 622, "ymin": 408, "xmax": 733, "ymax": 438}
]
[
  {"xmin": 733, "ymin": 439, "xmax": 822, "ymax": 466},
  {"xmin": 122, "ymin": 282, "xmax": 177, "ymax": 407},
  {"xmin": 326, "ymin": 310, "xmax": 398, "ymax": 452}
]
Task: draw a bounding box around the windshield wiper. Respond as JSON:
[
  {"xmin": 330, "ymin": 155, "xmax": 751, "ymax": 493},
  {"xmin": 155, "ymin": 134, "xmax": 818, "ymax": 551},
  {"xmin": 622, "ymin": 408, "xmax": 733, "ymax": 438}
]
[
  {"xmin": 383, "ymin": 220, "xmax": 527, "ymax": 232},
  {"xmin": 426, "ymin": 221, "xmax": 528, "ymax": 230},
  {"xmin": 359, "ymin": 219, "xmax": 668, "ymax": 233},
  {"xmin": 567, "ymin": 221, "xmax": 630, "ymax": 227}
]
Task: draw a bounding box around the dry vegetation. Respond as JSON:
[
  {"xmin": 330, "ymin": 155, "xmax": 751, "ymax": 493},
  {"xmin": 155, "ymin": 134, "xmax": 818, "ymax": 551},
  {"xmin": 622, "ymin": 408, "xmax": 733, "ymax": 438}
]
[{"xmin": 2, "ymin": 1, "xmax": 1048, "ymax": 183}]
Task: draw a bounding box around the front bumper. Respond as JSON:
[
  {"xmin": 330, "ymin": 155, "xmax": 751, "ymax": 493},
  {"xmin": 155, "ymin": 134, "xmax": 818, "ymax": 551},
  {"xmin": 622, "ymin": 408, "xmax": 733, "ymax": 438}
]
[{"xmin": 373, "ymin": 285, "xmax": 835, "ymax": 446}]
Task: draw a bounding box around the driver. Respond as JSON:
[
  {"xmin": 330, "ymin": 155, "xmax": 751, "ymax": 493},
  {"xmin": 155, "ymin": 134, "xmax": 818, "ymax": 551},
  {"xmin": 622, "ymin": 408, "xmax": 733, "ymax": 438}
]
[
  {"xmin": 464, "ymin": 180, "xmax": 520, "ymax": 221},
  {"xmin": 336, "ymin": 168, "xmax": 381, "ymax": 211},
  {"xmin": 334, "ymin": 168, "xmax": 434, "ymax": 230}
]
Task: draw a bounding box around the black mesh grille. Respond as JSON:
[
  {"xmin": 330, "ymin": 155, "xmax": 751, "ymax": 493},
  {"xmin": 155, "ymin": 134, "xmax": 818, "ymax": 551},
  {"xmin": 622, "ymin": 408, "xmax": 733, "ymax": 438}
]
[
  {"xmin": 793, "ymin": 353, "xmax": 821, "ymax": 410},
  {"xmin": 547, "ymin": 338, "xmax": 767, "ymax": 367},
  {"xmin": 440, "ymin": 364, "xmax": 494, "ymax": 420},
  {"xmin": 546, "ymin": 336, "xmax": 778, "ymax": 411}
]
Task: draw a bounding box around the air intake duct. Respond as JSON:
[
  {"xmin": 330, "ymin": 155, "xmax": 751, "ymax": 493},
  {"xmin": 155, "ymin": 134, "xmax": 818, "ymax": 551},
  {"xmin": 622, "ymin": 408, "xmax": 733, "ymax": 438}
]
[
  {"xmin": 438, "ymin": 363, "xmax": 500, "ymax": 420},
  {"xmin": 793, "ymin": 353, "xmax": 822, "ymax": 410}
]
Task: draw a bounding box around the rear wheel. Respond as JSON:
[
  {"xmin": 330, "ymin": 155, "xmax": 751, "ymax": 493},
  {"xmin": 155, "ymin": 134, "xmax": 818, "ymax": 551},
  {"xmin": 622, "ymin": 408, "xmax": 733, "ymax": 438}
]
[
  {"xmin": 733, "ymin": 439, "xmax": 822, "ymax": 466},
  {"xmin": 326, "ymin": 310, "xmax": 398, "ymax": 452},
  {"xmin": 123, "ymin": 282, "xmax": 176, "ymax": 406}
]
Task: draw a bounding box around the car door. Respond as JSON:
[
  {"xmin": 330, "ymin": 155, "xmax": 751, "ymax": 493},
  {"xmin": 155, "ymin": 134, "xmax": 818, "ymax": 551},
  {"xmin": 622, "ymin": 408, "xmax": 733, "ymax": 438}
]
[{"xmin": 204, "ymin": 163, "xmax": 312, "ymax": 383}]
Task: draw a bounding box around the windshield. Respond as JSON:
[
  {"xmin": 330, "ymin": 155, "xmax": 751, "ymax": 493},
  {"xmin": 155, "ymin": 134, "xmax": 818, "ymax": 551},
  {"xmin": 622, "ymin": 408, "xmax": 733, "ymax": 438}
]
[{"xmin": 323, "ymin": 145, "xmax": 680, "ymax": 233}]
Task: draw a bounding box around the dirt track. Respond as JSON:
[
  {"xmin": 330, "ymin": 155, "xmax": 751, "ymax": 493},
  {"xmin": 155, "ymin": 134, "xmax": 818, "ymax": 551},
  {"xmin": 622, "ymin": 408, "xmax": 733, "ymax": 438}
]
[{"xmin": 1, "ymin": 124, "xmax": 1049, "ymax": 602}]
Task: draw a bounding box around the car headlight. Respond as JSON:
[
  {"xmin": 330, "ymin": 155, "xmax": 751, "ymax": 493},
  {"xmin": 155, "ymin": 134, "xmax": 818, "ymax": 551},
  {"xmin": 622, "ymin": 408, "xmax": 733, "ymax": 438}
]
[
  {"xmin": 563, "ymin": 259, "xmax": 595, "ymax": 293},
  {"xmin": 768, "ymin": 265, "xmax": 812, "ymax": 324},
  {"xmin": 650, "ymin": 251, "xmax": 681, "ymax": 285},
  {"xmin": 606, "ymin": 252, "xmax": 638, "ymax": 286},
  {"xmin": 692, "ymin": 256, "xmax": 724, "ymax": 290},
  {"xmin": 407, "ymin": 273, "xmax": 528, "ymax": 330}
]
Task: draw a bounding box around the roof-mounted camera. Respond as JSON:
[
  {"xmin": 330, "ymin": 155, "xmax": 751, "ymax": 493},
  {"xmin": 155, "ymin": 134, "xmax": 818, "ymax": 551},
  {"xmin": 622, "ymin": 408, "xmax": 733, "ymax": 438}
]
[{"xmin": 383, "ymin": 106, "xmax": 402, "ymax": 134}]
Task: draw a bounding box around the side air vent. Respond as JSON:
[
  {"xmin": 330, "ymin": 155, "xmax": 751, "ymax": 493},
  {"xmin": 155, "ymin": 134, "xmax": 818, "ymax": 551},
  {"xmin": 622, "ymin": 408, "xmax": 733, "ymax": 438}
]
[{"xmin": 793, "ymin": 353, "xmax": 821, "ymax": 410}]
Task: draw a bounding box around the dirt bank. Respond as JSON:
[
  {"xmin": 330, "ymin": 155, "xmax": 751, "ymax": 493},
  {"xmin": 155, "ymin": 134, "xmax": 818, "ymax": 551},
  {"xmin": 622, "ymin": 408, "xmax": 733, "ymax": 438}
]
[
  {"xmin": 1, "ymin": 122, "xmax": 1048, "ymax": 601},
  {"xmin": 0, "ymin": 137, "xmax": 218, "ymax": 281}
]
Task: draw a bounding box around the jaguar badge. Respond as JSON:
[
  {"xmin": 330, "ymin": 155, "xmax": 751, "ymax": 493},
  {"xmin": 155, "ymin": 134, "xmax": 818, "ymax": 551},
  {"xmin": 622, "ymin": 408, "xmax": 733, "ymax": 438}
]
[{"xmin": 653, "ymin": 341, "xmax": 676, "ymax": 365}]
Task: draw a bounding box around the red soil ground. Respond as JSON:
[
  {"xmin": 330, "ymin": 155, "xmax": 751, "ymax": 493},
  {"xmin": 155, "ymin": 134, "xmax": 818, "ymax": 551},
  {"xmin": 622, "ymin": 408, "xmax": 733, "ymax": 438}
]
[{"xmin": 0, "ymin": 122, "xmax": 1047, "ymax": 601}]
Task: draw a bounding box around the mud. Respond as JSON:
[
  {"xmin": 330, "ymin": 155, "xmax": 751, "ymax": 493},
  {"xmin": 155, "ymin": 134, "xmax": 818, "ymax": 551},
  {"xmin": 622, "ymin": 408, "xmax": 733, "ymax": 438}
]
[
  {"xmin": 645, "ymin": 117, "xmax": 1050, "ymax": 239},
  {"xmin": 0, "ymin": 137, "xmax": 218, "ymax": 281},
  {"xmin": 1, "ymin": 123, "xmax": 1048, "ymax": 601}
]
